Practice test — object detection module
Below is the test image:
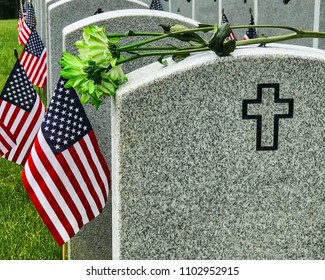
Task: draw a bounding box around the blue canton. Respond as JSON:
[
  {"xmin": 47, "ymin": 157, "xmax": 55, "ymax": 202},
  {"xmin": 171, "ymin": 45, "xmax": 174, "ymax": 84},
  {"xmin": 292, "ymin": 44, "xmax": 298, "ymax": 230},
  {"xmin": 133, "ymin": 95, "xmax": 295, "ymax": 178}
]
[
  {"xmin": 0, "ymin": 60, "xmax": 36, "ymax": 112},
  {"xmin": 42, "ymin": 77, "xmax": 92, "ymax": 154}
]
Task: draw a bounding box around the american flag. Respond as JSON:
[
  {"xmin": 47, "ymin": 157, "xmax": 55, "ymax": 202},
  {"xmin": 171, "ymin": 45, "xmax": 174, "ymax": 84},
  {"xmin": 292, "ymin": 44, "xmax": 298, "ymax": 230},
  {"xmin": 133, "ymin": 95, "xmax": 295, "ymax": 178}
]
[
  {"xmin": 150, "ymin": 0, "xmax": 163, "ymax": 10},
  {"xmin": 0, "ymin": 123, "xmax": 16, "ymax": 157},
  {"xmin": 17, "ymin": 0, "xmax": 31, "ymax": 46},
  {"xmin": 0, "ymin": 60, "xmax": 45, "ymax": 165},
  {"xmin": 22, "ymin": 77, "xmax": 110, "ymax": 246},
  {"xmin": 20, "ymin": 29, "xmax": 47, "ymax": 88},
  {"xmin": 24, "ymin": 1, "xmax": 36, "ymax": 30},
  {"xmin": 243, "ymin": 13, "xmax": 257, "ymax": 40},
  {"xmin": 221, "ymin": 11, "xmax": 237, "ymax": 41}
]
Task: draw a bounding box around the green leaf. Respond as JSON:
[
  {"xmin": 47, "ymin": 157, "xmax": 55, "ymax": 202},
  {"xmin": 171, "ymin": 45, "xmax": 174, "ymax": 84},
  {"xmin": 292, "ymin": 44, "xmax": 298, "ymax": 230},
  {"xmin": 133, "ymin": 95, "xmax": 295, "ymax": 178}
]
[
  {"xmin": 80, "ymin": 94, "xmax": 90, "ymax": 104},
  {"xmin": 91, "ymin": 98, "xmax": 102, "ymax": 110},
  {"xmin": 172, "ymin": 53, "xmax": 190, "ymax": 62},
  {"xmin": 159, "ymin": 24, "xmax": 171, "ymax": 33},
  {"xmin": 158, "ymin": 55, "xmax": 168, "ymax": 65},
  {"xmin": 221, "ymin": 40, "xmax": 236, "ymax": 56},
  {"xmin": 208, "ymin": 22, "xmax": 236, "ymax": 56}
]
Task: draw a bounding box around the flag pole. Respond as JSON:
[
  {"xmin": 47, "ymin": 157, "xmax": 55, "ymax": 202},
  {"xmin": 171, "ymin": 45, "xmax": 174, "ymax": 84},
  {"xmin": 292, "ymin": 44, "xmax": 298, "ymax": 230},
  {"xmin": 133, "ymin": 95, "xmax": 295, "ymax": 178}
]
[
  {"xmin": 14, "ymin": 49, "xmax": 19, "ymax": 60},
  {"xmin": 62, "ymin": 243, "xmax": 67, "ymax": 260}
]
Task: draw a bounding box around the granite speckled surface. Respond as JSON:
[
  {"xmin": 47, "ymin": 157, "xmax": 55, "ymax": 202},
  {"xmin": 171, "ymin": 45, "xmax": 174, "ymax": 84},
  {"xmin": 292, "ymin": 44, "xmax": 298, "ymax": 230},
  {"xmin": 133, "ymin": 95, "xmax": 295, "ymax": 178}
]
[
  {"xmin": 64, "ymin": 10, "xmax": 199, "ymax": 260},
  {"xmin": 48, "ymin": 0, "xmax": 148, "ymax": 99},
  {"xmin": 112, "ymin": 44, "xmax": 325, "ymax": 259}
]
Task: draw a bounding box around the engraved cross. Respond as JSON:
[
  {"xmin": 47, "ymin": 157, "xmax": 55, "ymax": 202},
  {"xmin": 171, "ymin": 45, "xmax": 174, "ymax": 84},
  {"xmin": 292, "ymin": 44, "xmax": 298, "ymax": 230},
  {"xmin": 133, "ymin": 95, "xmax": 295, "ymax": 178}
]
[{"xmin": 242, "ymin": 83, "xmax": 294, "ymax": 151}]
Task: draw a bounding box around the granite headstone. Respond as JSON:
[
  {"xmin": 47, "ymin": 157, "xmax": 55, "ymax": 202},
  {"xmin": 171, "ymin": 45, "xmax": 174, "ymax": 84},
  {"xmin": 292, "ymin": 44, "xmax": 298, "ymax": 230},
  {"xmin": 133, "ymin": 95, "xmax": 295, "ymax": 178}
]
[
  {"xmin": 111, "ymin": 44, "xmax": 325, "ymax": 259},
  {"xmin": 63, "ymin": 9, "xmax": 200, "ymax": 260}
]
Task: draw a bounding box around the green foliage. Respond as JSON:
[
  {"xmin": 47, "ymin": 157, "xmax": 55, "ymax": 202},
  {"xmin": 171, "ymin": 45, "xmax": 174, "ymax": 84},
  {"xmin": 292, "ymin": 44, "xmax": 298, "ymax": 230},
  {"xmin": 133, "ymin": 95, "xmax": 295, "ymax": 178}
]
[
  {"xmin": 208, "ymin": 23, "xmax": 236, "ymax": 56},
  {"xmin": 0, "ymin": 20, "xmax": 61, "ymax": 260}
]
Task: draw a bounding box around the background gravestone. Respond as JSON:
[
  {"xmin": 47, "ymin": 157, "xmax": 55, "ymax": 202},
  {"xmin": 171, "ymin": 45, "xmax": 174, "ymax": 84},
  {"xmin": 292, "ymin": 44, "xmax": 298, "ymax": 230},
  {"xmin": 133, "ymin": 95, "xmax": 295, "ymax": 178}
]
[
  {"xmin": 111, "ymin": 44, "xmax": 325, "ymax": 259},
  {"xmin": 258, "ymin": 0, "xmax": 315, "ymax": 48},
  {"xmin": 48, "ymin": 0, "xmax": 148, "ymax": 98},
  {"xmin": 63, "ymin": 9, "xmax": 200, "ymax": 260}
]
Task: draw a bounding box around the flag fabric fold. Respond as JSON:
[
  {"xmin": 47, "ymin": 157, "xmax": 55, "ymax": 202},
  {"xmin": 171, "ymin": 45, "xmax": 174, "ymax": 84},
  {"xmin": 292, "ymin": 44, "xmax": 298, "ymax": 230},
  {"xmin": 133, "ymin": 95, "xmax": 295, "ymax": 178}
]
[
  {"xmin": 22, "ymin": 77, "xmax": 110, "ymax": 246},
  {"xmin": 221, "ymin": 11, "xmax": 237, "ymax": 41},
  {"xmin": 20, "ymin": 29, "xmax": 47, "ymax": 88},
  {"xmin": 0, "ymin": 59, "xmax": 45, "ymax": 165},
  {"xmin": 150, "ymin": 0, "xmax": 163, "ymax": 10}
]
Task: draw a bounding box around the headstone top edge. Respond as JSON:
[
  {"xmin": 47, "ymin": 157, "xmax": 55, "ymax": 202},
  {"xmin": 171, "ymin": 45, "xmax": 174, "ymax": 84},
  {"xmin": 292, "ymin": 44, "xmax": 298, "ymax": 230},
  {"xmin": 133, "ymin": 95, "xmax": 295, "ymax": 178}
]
[
  {"xmin": 118, "ymin": 43, "xmax": 325, "ymax": 96},
  {"xmin": 62, "ymin": 9, "xmax": 199, "ymax": 36},
  {"xmin": 49, "ymin": 0, "xmax": 149, "ymax": 11}
]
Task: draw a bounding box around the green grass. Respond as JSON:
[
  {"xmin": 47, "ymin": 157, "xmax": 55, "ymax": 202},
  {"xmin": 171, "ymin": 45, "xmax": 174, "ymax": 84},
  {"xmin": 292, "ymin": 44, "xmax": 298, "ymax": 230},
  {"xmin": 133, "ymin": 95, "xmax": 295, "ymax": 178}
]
[{"xmin": 0, "ymin": 20, "xmax": 61, "ymax": 260}]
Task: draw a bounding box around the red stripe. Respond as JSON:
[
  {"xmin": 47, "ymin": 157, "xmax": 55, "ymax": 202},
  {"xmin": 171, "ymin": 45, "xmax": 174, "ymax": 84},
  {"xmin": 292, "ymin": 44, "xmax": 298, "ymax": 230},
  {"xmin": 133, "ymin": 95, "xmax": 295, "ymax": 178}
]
[
  {"xmin": 22, "ymin": 164, "xmax": 65, "ymax": 246},
  {"xmin": 29, "ymin": 137, "xmax": 75, "ymax": 239},
  {"xmin": 67, "ymin": 144, "xmax": 103, "ymax": 212},
  {"xmin": 56, "ymin": 152, "xmax": 95, "ymax": 222}
]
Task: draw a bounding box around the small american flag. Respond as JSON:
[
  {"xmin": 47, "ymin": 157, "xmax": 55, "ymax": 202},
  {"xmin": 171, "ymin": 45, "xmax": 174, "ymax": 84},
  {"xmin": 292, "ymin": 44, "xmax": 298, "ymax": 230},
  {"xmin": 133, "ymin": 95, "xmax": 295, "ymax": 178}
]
[
  {"xmin": 0, "ymin": 123, "xmax": 16, "ymax": 157},
  {"xmin": 22, "ymin": 77, "xmax": 110, "ymax": 246},
  {"xmin": 20, "ymin": 29, "xmax": 47, "ymax": 88},
  {"xmin": 243, "ymin": 13, "xmax": 257, "ymax": 40},
  {"xmin": 221, "ymin": 11, "xmax": 237, "ymax": 41},
  {"xmin": 24, "ymin": 1, "xmax": 36, "ymax": 30},
  {"xmin": 150, "ymin": 0, "xmax": 163, "ymax": 10},
  {"xmin": 17, "ymin": 0, "xmax": 31, "ymax": 46},
  {"xmin": 0, "ymin": 60, "xmax": 45, "ymax": 165}
]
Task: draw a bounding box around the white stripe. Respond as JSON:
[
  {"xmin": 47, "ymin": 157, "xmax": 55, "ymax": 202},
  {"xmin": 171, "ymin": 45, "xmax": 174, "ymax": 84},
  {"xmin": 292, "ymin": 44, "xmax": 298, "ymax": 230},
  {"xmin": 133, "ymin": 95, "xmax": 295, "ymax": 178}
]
[
  {"xmin": 0, "ymin": 126, "xmax": 16, "ymax": 149},
  {"xmin": 24, "ymin": 158, "xmax": 70, "ymax": 242},
  {"xmin": 32, "ymin": 132, "xmax": 80, "ymax": 233},
  {"xmin": 313, "ymin": 0, "xmax": 321, "ymax": 48},
  {"xmin": 62, "ymin": 148, "xmax": 100, "ymax": 217},
  {"xmin": 0, "ymin": 143, "xmax": 8, "ymax": 155},
  {"xmin": 74, "ymin": 140, "xmax": 106, "ymax": 207}
]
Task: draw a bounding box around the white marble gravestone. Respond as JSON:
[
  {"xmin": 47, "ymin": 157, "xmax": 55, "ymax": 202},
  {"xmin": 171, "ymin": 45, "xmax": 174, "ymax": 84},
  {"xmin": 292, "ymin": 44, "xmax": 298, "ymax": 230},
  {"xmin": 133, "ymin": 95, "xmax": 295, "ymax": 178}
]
[
  {"xmin": 63, "ymin": 9, "xmax": 200, "ymax": 260},
  {"xmin": 111, "ymin": 44, "xmax": 325, "ymax": 259},
  {"xmin": 47, "ymin": 0, "xmax": 149, "ymax": 97}
]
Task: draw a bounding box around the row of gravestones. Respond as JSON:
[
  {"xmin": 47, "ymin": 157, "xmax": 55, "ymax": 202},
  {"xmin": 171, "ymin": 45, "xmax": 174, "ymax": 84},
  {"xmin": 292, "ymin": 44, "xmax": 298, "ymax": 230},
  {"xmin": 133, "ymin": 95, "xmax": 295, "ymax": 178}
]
[{"xmin": 31, "ymin": 0, "xmax": 325, "ymax": 259}]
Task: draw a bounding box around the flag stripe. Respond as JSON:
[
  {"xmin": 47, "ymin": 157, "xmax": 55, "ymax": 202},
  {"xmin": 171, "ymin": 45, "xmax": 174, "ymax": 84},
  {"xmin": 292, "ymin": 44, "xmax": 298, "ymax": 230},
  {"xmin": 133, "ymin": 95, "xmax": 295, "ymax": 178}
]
[
  {"xmin": 33, "ymin": 135, "xmax": 83, "ymax": 232},
  {"xmin": 3, "ymin": 97, "xmax": 44, "ymax": 165},
  {"xmin": 66, "ymin": 143, "xmax": 103, "ymax": 212},
  {"xmin": 57, "ymin": 152, "xmax": 96, "ymax": 222},
  {"xmin": 22, "ymin": 162, "xmax": 67, "ymax": 245},
  {"xmin": 28, "ymin": 135, "xmax": 78, "ymax": 236},
  {"xmin": 75, "ymin": 137, "xmax": 107, "ymax": 206},
  {"xmin": 87, "ymin": 130, "xmax": 110, "ymax": 192}
]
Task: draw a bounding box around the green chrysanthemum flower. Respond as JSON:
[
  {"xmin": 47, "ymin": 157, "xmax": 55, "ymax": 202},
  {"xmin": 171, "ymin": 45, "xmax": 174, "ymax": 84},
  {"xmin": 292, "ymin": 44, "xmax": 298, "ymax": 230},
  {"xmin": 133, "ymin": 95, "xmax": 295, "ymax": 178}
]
[{"xmin": 59, "ymin": 51, "xmax": 127, "ymax": 109}]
